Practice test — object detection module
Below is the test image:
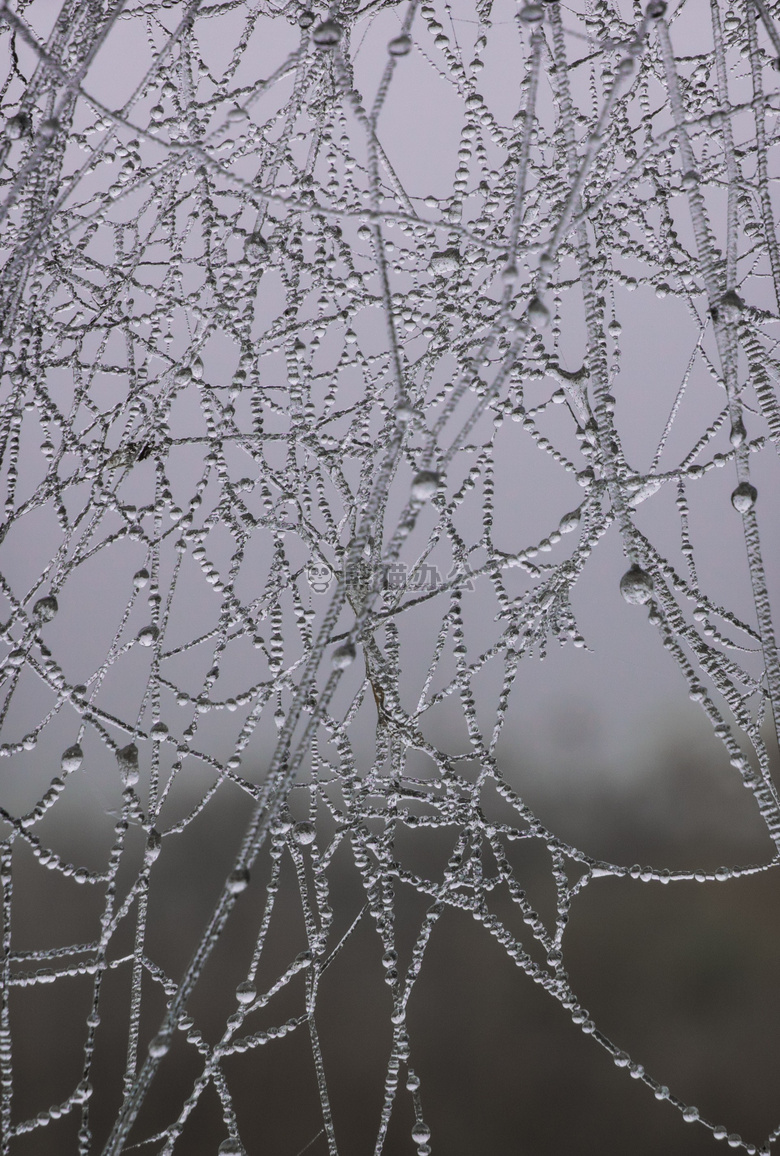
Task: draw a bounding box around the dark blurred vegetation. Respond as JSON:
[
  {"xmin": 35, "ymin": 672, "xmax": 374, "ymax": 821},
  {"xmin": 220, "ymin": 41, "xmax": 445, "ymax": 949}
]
[{"xmin": 7, "ymin": 721, "xmax": 780, "ymax": 1156}]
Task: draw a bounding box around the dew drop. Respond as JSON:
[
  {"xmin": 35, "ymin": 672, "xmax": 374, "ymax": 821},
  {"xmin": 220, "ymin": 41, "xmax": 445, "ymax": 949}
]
[
  {"xmin": 133, "ymin": 568, "xmax": 149, "ymax": 590},
  {"xmin": 646, "ymin": 0, "xmax": 666, "ymax": 16},
  {"xmin": 527, "ymin": 295, "xmax": 550, "ymax": 329},
  {"xmin": 332, "ymin": 641, "xmax": 356, "ymax": 669},
  {"xmin": 148, "ymin": 1033, "xmax": 170, "ymax": 1058},
  {"xmin": 680, "ymin": 170, "xmax": 699, "ymax": 191},
  {"xmin": 729, "ymin": 418, "xmax": 746, "ymax": 447},
  {"xmin": 396, "ymin": 399, "xmax": 417, "ymax": 424},
  {"xmin": 117, "ymin": 743, "xmax": 139, "ymax": 786},
  {"xmin": 559, "ymin": 508, "xmax": 581, "ymax": 534},
  {"xmin": 298, "ymin": 9, "xmax": 314, "ymax": 27},
  {"xmin": 731, "ymin": 482, "xmax": 757, "ymax": 513},
  {"xmin": 313, "ymin": 18, "xmax": 343, "ymax": 47},
  {"xmin": 682, "ymin": 1106, "xmax": 699, "ymax": 1123},
  {"xmin": 293, "ymin": 820, "xmax": 316, "ymax": 845},
  {"xmin": 33, "ymin": 595, "xmax": 58, "ymax": 623},
  {"xmin": 411, "ymin": 471, "xmax": 439, "ymax": 501},
  {"xmin": 428, "ymin": 249, "xmax": 459, "ymax": 276},
  {"xmin": 61, "ymin": 744, "xmax": 83, "ymax": 773},
  {"xmin": 137, "ymin": 624, "xmax": 159, "ymax": 646},
  {"xmin": 218, "ymin": 1141, "xmax": 246, "ymax": 1156},
  {"xmin": 620, "ymin": 564, "xmax": 653, "ymax": 605},
  {"xmin": 244, "ymin": 232, "xmax": 267, "ymax": 262},
  {"xmin": 274, "ymin": 707, "xmax": 286, "ymax": 730},
  {"xmin": 227, "ymin": 867, "xmax": 250, "ymax": 894},
  {"xmin": 5, "ymin": 112, "xmax": 28, "ymax": 139},
  {"xmin": 145, "ymin": 829, "xmax": 162, "ymax": 862},
  {"xmin": 235, "ymin": 981, "xmax": 256, "ymax": 1005},
  {"xmin": 388, "ymin": 33, "xmax": 411, "ymax": 55}
]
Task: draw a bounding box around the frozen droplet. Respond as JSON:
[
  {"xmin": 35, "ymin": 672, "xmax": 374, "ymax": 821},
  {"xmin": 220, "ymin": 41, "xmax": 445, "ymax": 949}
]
[
  {"xmin": 5, "ymin": 112, "xmax": 28, "ymax": 139},
  {"xmin": 682, "ymin": 1106, "xmax": 699, "ymax": 1123},
  {"xmin": 33, "ymin": 595, "xmax": 58, "ymax": 623},
  {"xmin": 411, "ymin": 1122, "xmax": 431, "ymax": 1144},
  {"xmin": 218, "ymin": 1141, "xmax": 246, "ymax": 1156},
  {"xmin": 646, "ymin": 0, "xmax": 666, "ymax": 16},
  {"xmin": 298, "ymin": 9, "xmax": 314, "ymax": 27},
  {"xmin": 396, "ymin": 399, "xmax": 417, "ymax": 423},
  {"xmin": 274, "ymin": 707, "xmax": 285, "ymax": 730},
  {"xmin": 227, "ymin": 104, "xmax": 248, "ymax": 122},
  {"xmin": 313, "ymin": 18, "xmax": 343, "ymax": 46},
  {"xmin": 145, "ymin": 829, "xmax": 162, "ymax": 862},
  {"xmin": 117, "ymin": 743, "xmax": 139, "ymax": 786},
  {"xmin": 40, "ymin": 118, "xmax": 59, "ymax": 140},
  {"xmin": 731, "ymin": 482, "xmax": 757, "ymax": 513},
  {"xmin": 655, "ymin": 282, "xmax": 670, "ymax": 299},
  {"xmin": 148, "ymin": 1033, "xmax": 170, "ymax": 1058},
  {"xmin": 720, "ymin": 289, "xmax": 745, "ymax": 312},
  {"xmin": 244, "ymin": 232, "xmax": 267, "ymax": 262},
  {"xmin": 293, "ymin": 820, "xmax": 316, "ymax": 845},
  {"xmin": 388, "ymin": 33, "xmax": 411, "ymax": 55},
  {"xmin": 61, "ymin": 744, "xmax": 83, "ymax": 773},
  {"xmin": 411, "ymin": 471, "xmax": 439, "ymax": 501},
  {"xmin": 227, "ymin": 867, "xmax": 250, "ymax": 894},
  {"xmin": 729, "ymin": 418, "xmax": 746, "ymax": 447},
  {"xmin": 137, "ymin": 624, "xmax": 159, "ymax": 646},
  {"xmin": 428, "ymin": 249, "xmax": 459, "ymax": 276},
  {"xmin": 235, "ymin": 981, "xmax": 256, "ymax": 1005},
  {"xmin": 680, "ymin": 170, "xmax": 699, "ymax": 190},
  {"xmin": 332, "ymin": 641, "xmax": 356, "ymax": 669},
  {"xmin": 133, "ymin": 568, "xmax": 149, "ymax": 590},
  {"xmin": 527, "ymin": 295, "xmax": 550, "ymax": 329},
  {"xmin": 519, "ymin": 3, "xmax": 544, "ymax": 22},
  {"xmin": 559, "ymin": 508, "xmax": 581, "ymax": 534},
  {"xmin": 620, "ymin": 564, "xmax": 653, "ymax": 605}
]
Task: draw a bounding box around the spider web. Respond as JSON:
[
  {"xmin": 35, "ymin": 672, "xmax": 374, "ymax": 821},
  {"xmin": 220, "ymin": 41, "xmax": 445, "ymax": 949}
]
[{"xmin": 1, "ymin": 0, "xmax": 780, "ymax": 1151}]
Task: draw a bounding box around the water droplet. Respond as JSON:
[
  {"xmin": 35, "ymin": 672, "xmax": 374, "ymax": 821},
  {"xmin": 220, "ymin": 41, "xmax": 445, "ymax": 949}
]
[
  {"xmin": 227, "ymin": 867, "xmax": 250, "ymax": 894},
  {"xmin": 244, "ymin": 232, "xmax": 267, "ymax": 262},
  {"xmin": 33, "ymin": 595, "xmax": 58, "ymax": 623},
  {"xmin": 298, "ymin": 9, "xmax": 314, "ymax": 27},
  {"xmin": 218, "ymin": 1141, "xmax": 246, "ymax": 1156},
  {"xmin": 428, "ymin": 249, "xmax": 459, "ymax": 276},
  {"xmin": 313, "ymin": 18, "xmax": 343, "ymax": 46},
  {"xmin": 720, "ymin": 289, "xmax": 745, "ymax": 312},
  {"xmin": 227, "ymin": 104, "xmax": 248, "ymax": 123},
  {"xmin": 293, "ymin": 820, "xmax": 316, "ymax": 845},
  {"xmin": 148, "ymin": 1033, "xmax": 170, "ymax": 1058},
  {"xmin": 5, "ymin": 112, "xmax": 28, "ymax": 139},
  {"xmin": 527, "ymin": 295, "xmax": 550, "ymax": 329},
  {"xmin": 396, "ymin": 399, "xmax": 417, "ymax": 423},
  {"xmin": 646, "ymin": 0, "xmax": 666, "ymax": 16},
  {"xmin": 411, "ymin": 471, "xmax": 439, "ymax": 501},
  {"xmin": 729, "ymin": 418, "xmax": 746, "ymax": 447},
  {"xmin": 332, "ymin": 641, "xmax": 356, "ymax": 669},
  {"xmin": 559, "ymin": 508, "xmax": 581, "ymax": 534},
  {"xmin": 655, "ymin": 282, "xmax": 670, "ymax": 299},
  {"xmin": 145, "ymin": 829, "xmax": 162, "ymax": 862},
  {"xmin": 40, "ymin": 118, "xmax": 59, "ymax": 140},
  {"xmin": 519, "ymin": 3, "xmax": 544, "ymax": 22},
  {"xmin": 680, "ymin": 170, "xmax": 699, "ymax": 190},
  {"xmin": 620, "ymin": 564, "xmax": 653, "ymax": 605},
  {"xmin": 117, "ymin": 743, "xmax": 139, "ymax": 786},
  {"xmin": 682, "ymin": 1106, "xmax": 699, "ymax": 1123},
  {"xmin": 61, "ymin": 744, "xmax": 83, "ymax": 772},
  {"xmin": 235, "ymin": 981, "xmax": 256, "ymax": 1005},
  {"xmin": 411, "ymin": 1123, "xmax": 431, "ymax": 1144},
  {"xmin": 274, "ymin": 707, "xmax": 285, "ymax": 730},
  {"xmin": 137, "ymin": 624, "xmax": 159, "ymax": 646},
  {"xmin": 731, "ymin": 482, "xmax": 757, "ymax": 513},
  {"xmin": 133, "ymin": 568, "xmax": 149, "ymax": 590},
  {"xmin": 388, "ymin": 33, "xmax": 411, "ymax": 55}
]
